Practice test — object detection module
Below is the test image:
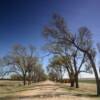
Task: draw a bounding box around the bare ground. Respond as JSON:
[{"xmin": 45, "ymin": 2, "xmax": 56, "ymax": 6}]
[{"xmin": 0, "ymin": 80, "xmax": 99, "ymax": 100}]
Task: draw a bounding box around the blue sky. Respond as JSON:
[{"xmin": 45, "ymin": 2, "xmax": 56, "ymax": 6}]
[{"xmin": 0, "ymin": 0, "xmax": 100, "ymax": 71}]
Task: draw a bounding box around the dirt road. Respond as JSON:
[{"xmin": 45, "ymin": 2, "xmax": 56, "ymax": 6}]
[
  {"xmin": 13, "ymin": 80, "xmax": 95, "ymax": 100},
  {"xmin": 0, "ymin": 80, "xmax": 98, "ymax": 100}
]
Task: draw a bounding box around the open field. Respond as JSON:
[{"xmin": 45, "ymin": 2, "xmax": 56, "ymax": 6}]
[
  {"xmin": 79, "ymin": 79, "xmax": 96, "ymax": 84},
  {"xmin": 0, "ymin": 80, "xmax": 100, "ymax": 100}
]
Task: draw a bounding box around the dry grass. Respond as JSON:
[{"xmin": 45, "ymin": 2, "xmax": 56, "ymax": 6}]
[{"xmin": 0, "ymin": 80, "xmax": 100, "ymax": 100}]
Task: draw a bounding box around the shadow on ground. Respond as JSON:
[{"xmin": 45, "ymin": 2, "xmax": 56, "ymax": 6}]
[
  {"xmin": 0, "ymin": 82, "xmax": 100, "ymax": 100},
  {"xmin": 0, "ymin": 92, "xmax": 99, "ymax": 100}
]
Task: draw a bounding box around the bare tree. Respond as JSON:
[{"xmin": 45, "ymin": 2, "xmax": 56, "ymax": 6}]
[
  {"xmin": 32, "ymin": 63, "xmax": 47, "ymax": 82},
  {"xmin": 3, "ymin": 44, "xmax": 37, "ymax": 85},
  {"xmin": 71, "ymin": 49, "xmax": 92, "ymax": 88},
  {"xmin": 47, "ymin": 56, "xmax": 66, "ymax": 82},
  {"xmin": 43, "ymin": 14, "xmax": 100, "ymax": 95},
  {"xmin": 43, "ymin": 14, "xmax": 87, "ymax": 88}
]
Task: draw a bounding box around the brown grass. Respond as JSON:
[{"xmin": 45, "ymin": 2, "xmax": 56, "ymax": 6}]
[{"xmin": 0, "ymin": 80, "xmax": 99, "ymax": 100}]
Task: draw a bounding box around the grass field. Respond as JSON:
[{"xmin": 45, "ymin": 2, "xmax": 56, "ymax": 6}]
[
  {"xmin": 79, "ymin": 79, "xmax": 96, "ymax": 84},
  {"xmin": 0, "ymin": 80, "xmax": 100, "ymax": 100}
]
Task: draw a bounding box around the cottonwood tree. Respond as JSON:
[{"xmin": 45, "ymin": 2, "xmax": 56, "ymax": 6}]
[
  {"xmin": 47, "ymin": 52, "xmax": 88, "ymax": 88},
  {"xmin": 43, "ymin": 29, "xmax": 76, "ymax": 86},
  {"xmin": 43, "ymin": 44, "xmax": 75, "ymax": 86},
  {"xmin": 26, "ymin": 56, "xmax": 38, "ymax": 85},
  {"xmin": 43, "ymin": 14, "xmax": 100, "ymax": 95},
  {"xmin": 32, "ymin": 63, "xmax": 47, "ymax": 82},
  {"xmin": 66, "ymin": 26, "xmax": 99, "ymax": 94},
  {"xmin": 70, "ymin": 49, "xmax": 93, "ymax": 88},
  {"xmin": 47, "ymin": 56, "xmax": 66, "ymax": 82},
  {"xmin": 3, "ymin": 44, "xmax": 38, "ymax": 85},
  {"xmin": 43, "ymin": 15, "xmax": 87, "ymax": 88}
]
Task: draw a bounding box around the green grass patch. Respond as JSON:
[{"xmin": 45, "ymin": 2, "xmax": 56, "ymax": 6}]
[{"xmin": 79, "ymin": 79, "xmax": 96, "ymax": 84}]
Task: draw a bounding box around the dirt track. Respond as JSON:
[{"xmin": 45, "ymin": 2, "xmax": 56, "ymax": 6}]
[{"xmin": 14, "ymin": 80, "xmax": 95, "ymax": 100}]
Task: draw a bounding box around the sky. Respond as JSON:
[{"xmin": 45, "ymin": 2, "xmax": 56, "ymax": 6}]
[{"xmin": 0, "ymin": 0, "xmax": 100, "ymax": 77}]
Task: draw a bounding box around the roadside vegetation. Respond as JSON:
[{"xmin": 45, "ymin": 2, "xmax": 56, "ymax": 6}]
[
  {"xmin": 79, "ymin": 79, "xmax": 96, "ymax": 84},
  {"xmin": 0, "ymin": 80, "xmax": 99, "ymax": 100}
]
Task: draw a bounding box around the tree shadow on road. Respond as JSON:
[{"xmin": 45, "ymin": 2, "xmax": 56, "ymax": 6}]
[
  {"xmin": 0, "ymin": 83, "xmax": 100, "ymax": 100},
  {"xmin": 0, "ymin": 92, "xmax": 99, "ymax": 100}
]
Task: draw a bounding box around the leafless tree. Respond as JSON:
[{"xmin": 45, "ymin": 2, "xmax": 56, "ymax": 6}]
[
  {"xmin": 3, "ymin": 44, "xmax": 37, "ymax": 85},
  {"xmin": 43, "ymin": 14, "xmax": 100, "ymax": 95},
  {"xmin": 47, "ymin": 55, "xmax": 66, "ymax": 82}
]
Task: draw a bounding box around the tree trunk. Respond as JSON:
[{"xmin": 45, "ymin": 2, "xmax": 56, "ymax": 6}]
[
  {"xmin": 23, "ymin": 74, "xmax": 26, "ymax": 86},
  {"xmin": 70, "ymin": 72, "xmax": 75, "ymax": 87},
  {"xmin": 70, "ymin": 79, "xmax": 75, "ymax": 87},
  {"xmin": 70, "ymin": 74, "xmax": 75, "ymax": 87},
  {"xmin": 28, "ymin": 72, "xmax": 32, "ymax": 85},
  {"xmin": 88, "ymin": 53, "xmax": 100, "ymax": 96},
  {"xmin": 65, "ymin": 66, "xmax": 75, "ymax": 87},
  {"xmin": 72, "ymin": 39, "xmax": 100, "ymax": 95},
  {"xmin": 75, "ymin": 74, "xmax": 79, "ymax": 88}
]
